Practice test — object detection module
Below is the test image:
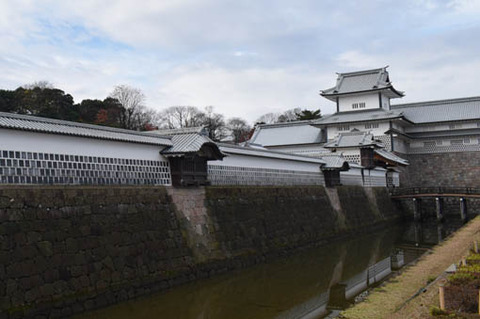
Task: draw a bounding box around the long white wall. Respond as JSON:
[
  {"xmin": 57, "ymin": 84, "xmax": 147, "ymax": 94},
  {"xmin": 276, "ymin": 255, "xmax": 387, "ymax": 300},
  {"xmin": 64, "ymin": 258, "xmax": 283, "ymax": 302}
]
[
  {"xmin": 208, "ymin": 149, "xmax": 325, "ymax": 186},
  {"xmin": 0, "ymin": 128, "xmax": 171, "ymax": 185},
  {"xmin": 0, "ymin": 128, "xmax": 167, "ymax": 161}
]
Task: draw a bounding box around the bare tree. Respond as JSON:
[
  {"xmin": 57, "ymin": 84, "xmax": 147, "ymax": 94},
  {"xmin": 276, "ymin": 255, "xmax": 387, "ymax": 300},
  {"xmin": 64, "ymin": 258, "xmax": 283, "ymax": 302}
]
[
  {"xmin": 277, "ymin": 107, "xmax": 301, "ymax": 122},
  {"xmin": 255, "ymin": 112, "xmax": 280, "ymax": 124},
  {"xmin": 227, "ymin": 117, "xmax": 251, "ymax": 144},
  {"xmin": 256, "ymin": 108, "xmax": 302, "ymax": 124},
  {"xmin": 109, "ymin": 85, "xmax": 151, "ymax": 130},
  {"xmin": 158, "ymin": 106, "xmax": 205, "ymax": 129},
  {"xmin": 201, "ymin": 106, "xmax": 227, "ymax": 141}
]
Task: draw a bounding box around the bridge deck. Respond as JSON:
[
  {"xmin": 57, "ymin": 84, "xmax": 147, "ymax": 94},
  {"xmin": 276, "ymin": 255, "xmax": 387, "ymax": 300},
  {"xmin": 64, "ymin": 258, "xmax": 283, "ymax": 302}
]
[{"xmin": 390, "ymin": 187, "xmax": 480, "ymax": 199}]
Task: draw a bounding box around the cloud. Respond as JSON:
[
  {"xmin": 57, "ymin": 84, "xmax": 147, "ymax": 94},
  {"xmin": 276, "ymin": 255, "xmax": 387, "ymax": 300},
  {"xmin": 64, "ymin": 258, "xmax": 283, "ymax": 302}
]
[
  {"xmin": 448, "ymin": 0, "xmax": 480, "ymax": 13},
  {"xmin": 151, "ymin": 65, "xmax": 334, "ymax": 122},
  {"xmin": 1, "ymin": 0, "xmax": 480, "ymax": 125}
]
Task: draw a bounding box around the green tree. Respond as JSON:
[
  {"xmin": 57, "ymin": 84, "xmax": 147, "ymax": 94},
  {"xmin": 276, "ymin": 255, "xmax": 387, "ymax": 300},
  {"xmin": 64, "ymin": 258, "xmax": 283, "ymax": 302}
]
[
  {"xmin": 0, "ymin": 89, "xmax": 17, "ymax": 113},
  {"xmin": 14, "ymin": 86, "xmax": 77, "ymax": 120},
  {"xmin": 295, "ymin": 109, "xmax": 322, "ymax": 120}
]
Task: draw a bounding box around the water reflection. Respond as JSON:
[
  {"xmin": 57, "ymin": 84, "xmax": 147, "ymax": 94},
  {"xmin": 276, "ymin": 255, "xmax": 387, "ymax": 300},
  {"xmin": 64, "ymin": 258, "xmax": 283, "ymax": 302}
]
[{"xmin": 79, "ymin": 218, "xmax": 466, "ymax": 319}]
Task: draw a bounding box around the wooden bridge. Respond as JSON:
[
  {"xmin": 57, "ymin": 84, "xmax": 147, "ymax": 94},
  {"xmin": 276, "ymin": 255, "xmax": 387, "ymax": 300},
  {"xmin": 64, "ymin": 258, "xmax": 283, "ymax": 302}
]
[
  {"xmin": 390, "ymin": 187, "xmax": 480, "ymax": 222},
  {"xmin": 390, "ymin": 187, "xmax": 480, "ymax": 199}
]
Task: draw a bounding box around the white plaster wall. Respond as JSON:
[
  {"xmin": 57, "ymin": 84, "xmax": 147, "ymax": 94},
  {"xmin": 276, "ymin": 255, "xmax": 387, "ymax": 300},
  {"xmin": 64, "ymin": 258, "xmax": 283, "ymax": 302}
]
[
  {"xmin": 210, "ymin": 153, "xmax": 322, "ymax": 172},
  {"xmin": 393, "ymin": 138, "xmax": 408, "ymax": 154},
  {"xmin": 340, "ymin": 167, "xmax": 387, "ymax": 187},
  {"xmin": 0, "ymin": 128, "xmax": 167, "ymax": 161},
  {"xmin": 381, "ymin": 94, "xmax": 391, "ymax": 110},
  {"xmin": 338, "ymin": 93, "xmax": 380, "ymax": 112}
]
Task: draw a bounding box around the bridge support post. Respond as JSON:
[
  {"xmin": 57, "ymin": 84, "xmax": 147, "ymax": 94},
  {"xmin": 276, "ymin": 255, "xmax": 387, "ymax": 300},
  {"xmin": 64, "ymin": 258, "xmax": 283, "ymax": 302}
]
[
  {"xmin": 437, "ymin": 223, "xmax": 444, "ymax": 242},
  {"xmin": 436, "ymin": 197, "xmax": 444, "ymax": 222},
  {"xmin": 460, "ymin": 197, "xmax": 468, "ymax": 222},
  {"xmin": 413, "ymin": 198, "xmax": 421, "ymax": 221}
]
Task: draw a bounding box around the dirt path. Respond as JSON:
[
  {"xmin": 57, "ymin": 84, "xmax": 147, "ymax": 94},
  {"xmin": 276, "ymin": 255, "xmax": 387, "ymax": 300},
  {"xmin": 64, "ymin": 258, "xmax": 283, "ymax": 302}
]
[{"xmin": 340, "ymin": 216, "xmax": 480, "ymax": 319}]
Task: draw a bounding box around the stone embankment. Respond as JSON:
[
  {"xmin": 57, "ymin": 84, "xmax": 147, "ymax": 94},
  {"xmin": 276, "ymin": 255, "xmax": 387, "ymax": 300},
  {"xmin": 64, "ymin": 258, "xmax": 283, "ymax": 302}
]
[{"xmin": 0, "ymin": 185, "xmax": 403, "ymax": 318}]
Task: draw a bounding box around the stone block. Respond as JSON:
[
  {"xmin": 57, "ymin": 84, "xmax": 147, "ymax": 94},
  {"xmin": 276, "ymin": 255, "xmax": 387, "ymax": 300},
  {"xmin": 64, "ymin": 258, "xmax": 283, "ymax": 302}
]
[
  {"xmin": 39, "ymin": 283, "xmax": 54, "ymax": 299},
  {"xmin": 25, "ymin": 287, "xmax": 39, "ymax": 303},
  {"xmin": 19, "ymin": 275, "xmax": 43, "ymax": 290},
  {"xmin": 0, "ymin": 296, "xmax": 11, "ymax": 311},
  {"xmin": 36, "ymin": 241, "xmax": 53, "ymax": 257},
  {"xmin": 65, "ymin": 238, "xmax": 78, "ymax": 253}
]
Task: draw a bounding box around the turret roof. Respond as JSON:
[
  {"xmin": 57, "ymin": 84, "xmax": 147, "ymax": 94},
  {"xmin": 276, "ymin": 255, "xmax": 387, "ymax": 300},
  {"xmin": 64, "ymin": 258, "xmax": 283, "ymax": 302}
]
[{"xmin": 320, "ymin": 67, "xmax": 404, "ymax": 101}]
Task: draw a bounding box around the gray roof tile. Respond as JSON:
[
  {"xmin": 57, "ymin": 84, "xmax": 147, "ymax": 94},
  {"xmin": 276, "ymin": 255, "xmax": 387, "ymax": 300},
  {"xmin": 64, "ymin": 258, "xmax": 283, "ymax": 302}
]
[
  {"xmin": 161, "ymin": 133, "xmax": 218, "ymax": 155},
  {"xmin": 321, "ymin": 67, "xmax": 404, "ymax": 99},
  {"xmin": 321, "ymin": 155, "xmax": 350, "ymax": 170},
  {"xmin": 323, "ymin": 131, "xmax": 383, "ymax": 148},
  {"xmin": 250, "ymin": 120, "xmax": 323, "ymax": 146},
  {"xmin": 313, "ymin": 109, "xmax": 405, "ymax": 126},
  {"xmin": 374, "ymin": 149, "xmax": 409, "ymax": 166},
  {"xmin": 392, "ymin": 96, "xmax": 480, "ymax": 124},
  {"xmin": 0, "ymin": 112, "xmax": 172, "ymax": 146}
]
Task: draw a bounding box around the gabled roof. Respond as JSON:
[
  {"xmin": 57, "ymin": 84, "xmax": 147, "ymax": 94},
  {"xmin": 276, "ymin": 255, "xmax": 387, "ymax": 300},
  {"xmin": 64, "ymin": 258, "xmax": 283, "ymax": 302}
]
[
  {"xmin": 321, "ymin": 155, "xmax": 350, "ymax": 171},
  {"xmin": 150, "ymin": 126, "xmax": 208, "ymax": 136},
  {"xmin": 312, "ymin": 109, "xmax": 407, "ymax": 126},
  {"xmin": 320, "ymin": 67, "xmax": 404, "ymax": 101},
  {"xmin": 374, "ymin": 149, "xmax": 409, "ymax": 166},
  {"xmin": 323, "ymin": 131, "xmax": 383, "ymax": 149},
  {"xmin": 392, "ymin": 96, "xmax": 480, "ymax": 124},
  {"xmin": 249, "ymin": 120, "xmax": 323, "ymax": 147},
  {"xmin": 0, "ymin": 111, "xmax": 172, "ymax": 146},
  {"xmin": 149, "ymin": 127, "xmax": 225, "ymax": 159}
]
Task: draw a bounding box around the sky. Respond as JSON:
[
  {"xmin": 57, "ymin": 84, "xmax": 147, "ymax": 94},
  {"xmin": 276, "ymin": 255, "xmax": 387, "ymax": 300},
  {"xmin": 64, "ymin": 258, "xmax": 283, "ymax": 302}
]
[{"xmin": 1, "ymin": 0, "xmax": 480, "ymax": 124}]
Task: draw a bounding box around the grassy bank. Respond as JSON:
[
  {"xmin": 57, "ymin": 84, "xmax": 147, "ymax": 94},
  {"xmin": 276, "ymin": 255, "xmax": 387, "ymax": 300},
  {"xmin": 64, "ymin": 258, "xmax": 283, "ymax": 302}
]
[{"xmin": 340, "ymin": 216, "xmax": 480, "ymax": 319}]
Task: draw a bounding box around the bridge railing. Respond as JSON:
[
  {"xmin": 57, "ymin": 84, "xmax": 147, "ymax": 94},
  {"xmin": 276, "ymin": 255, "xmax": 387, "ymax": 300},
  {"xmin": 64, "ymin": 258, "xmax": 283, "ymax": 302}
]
[{"xmin": 391, "ymin": 187, "xmax": 480, "ymax": 197}]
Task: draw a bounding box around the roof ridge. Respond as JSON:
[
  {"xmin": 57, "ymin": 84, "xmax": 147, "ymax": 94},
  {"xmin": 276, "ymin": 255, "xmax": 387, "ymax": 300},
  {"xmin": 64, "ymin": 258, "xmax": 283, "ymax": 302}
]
[
  {"xmin": 0, "ymin": 111, "xmax": 162, "ymax": 138},
  {"xmin": 330, "ymin": 108, "xmax": 396, "ymax": 116},
  {"xmin": 255, "ymin": 119, "xmax": 315, "ymax": 129},
  {"xmin": 392, "ymin": 96, "xmax": 480, "ymax": 108},
  {"xmin": 337, "ymin": 66, "xmax": 387, "ymax": 77}
]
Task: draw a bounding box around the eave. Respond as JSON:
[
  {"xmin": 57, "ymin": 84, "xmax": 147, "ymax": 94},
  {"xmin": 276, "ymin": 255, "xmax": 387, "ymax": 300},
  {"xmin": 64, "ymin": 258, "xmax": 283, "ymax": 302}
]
[{"xmin": 320, "ymin": 86, "xmax": 404, "ymax": 102}]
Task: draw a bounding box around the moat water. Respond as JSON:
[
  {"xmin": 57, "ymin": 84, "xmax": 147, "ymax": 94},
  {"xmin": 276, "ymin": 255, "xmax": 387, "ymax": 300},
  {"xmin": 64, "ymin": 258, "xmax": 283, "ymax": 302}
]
[{"xmin": 78, "ymin": 216, "xmax": 468, "ymax": 319}]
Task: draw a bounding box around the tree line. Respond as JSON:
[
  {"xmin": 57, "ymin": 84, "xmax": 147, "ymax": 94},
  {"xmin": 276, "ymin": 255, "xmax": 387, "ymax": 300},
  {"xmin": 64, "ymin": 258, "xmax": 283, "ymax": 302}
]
[{"xmin": 0, "ymin": 82, "xmax": 321, "ymax": 143}]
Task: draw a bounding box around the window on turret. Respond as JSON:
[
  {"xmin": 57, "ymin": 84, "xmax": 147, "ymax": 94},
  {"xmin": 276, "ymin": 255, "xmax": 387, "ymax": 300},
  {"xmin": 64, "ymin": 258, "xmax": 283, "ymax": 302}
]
[
  {"xmin": 338, "ymin": 125, "xmax": 350, "ymax": 131},
  {"xmin": 365, "ymin": 123, "xmax": 379, "ymax": 129},
  {"xmin": 352, "ymin": 102, "xmax": 366, "ymax": 109}
]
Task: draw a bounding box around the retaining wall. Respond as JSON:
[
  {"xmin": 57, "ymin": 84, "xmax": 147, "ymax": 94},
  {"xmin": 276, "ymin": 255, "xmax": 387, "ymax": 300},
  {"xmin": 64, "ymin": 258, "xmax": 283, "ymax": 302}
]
[
  {"xmin": 1, "ymin": 185, "xmax": 403, "ymax": 318},
  {"xmin": 401, "ymin": 152, "xmax": 480, "ymax": 187}
]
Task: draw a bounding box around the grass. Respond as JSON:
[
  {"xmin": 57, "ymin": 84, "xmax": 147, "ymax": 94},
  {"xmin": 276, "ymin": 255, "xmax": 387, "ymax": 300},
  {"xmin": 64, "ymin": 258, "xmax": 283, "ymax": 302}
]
[{"xmin": 340, "ymin": 216, "xmax": 480, "ymax": 319}]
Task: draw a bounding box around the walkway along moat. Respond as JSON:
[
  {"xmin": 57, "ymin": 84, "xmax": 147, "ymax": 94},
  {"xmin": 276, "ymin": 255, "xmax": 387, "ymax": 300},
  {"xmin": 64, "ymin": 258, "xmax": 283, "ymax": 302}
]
[{"xmin": 1, "ymin": 185, "xmax": 404, "ymax": 318}]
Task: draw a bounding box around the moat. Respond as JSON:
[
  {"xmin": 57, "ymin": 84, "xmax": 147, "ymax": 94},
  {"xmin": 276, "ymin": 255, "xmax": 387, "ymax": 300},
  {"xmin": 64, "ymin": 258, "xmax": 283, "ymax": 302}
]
[{"xmin": 76, "ymin": 216, "xmax": 467, "ymax": 319}]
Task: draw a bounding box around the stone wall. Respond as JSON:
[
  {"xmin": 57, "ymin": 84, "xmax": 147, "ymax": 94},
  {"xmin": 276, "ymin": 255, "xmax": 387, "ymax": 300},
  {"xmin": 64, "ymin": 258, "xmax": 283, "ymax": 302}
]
[
  {"xmin": 402, "ymin": 152, "xmax": 480, "ymax": 187},
  {"xmin": 0, "ymin": 185, "xmax": 403, "ymax": 318},
  {"xmin": 203, "ymin": 186, "xmax": 402, "ymax": 259},
  {"xmin": 0, "ymin": 186, "xmax": 194, "ymax": 319}
]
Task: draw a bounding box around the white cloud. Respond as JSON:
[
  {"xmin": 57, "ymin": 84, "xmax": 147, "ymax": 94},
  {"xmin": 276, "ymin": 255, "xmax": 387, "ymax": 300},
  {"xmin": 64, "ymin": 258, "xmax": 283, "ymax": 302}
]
[
  {"xmin": 1, "ymin": 0, "xmax": 480, "ymax": 125},
  {"xmin": 448, "ymin": 0, "xmax": 480, "ymax": 13},
  {"xmin": 151, "ymin": 65, "xmax": 334, "ymax": 122}
]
